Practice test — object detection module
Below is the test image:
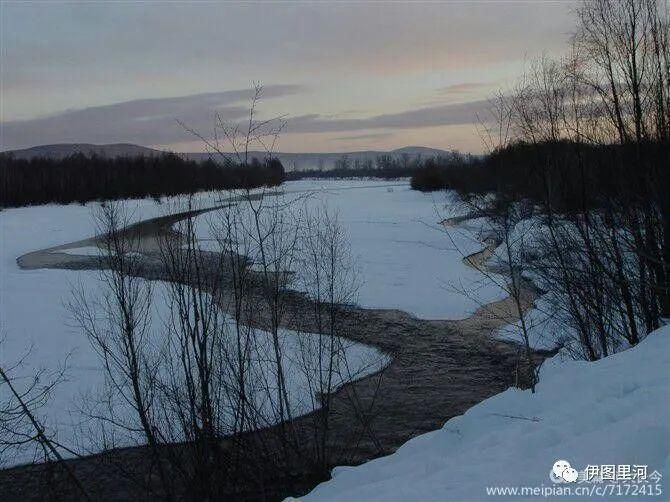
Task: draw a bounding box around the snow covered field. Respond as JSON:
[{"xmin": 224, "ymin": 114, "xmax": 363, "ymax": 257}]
[
  {"xmin": 188, "ymin": 179, "xmax": 506, "ymax": 319},
  {"xmin": 298, "ymin": 326, "xmax": 670, "ymax": 501}
]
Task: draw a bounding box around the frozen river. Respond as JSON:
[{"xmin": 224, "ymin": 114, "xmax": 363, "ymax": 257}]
[{"xmin": 0, "ymin": 179, "xmax": 503, "ymax": 464}]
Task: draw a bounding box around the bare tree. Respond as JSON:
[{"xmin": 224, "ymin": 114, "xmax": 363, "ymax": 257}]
[
  {"xmin": 471, "ymin": 0, "xmax": 669, "ymax": 362},
  {"xmin": 68, "ymin": 85, "xmax": 387, "ymax": 499},
  {"xmin": 0, "ymin": 339, "xmax": 89, "ymax": 499}
]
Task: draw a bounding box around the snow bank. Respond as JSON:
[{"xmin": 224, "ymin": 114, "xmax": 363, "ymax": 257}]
[
  {"xmin": 488, "ymin": 214, "xmax": 643, "ymax": 353},
  {"xmin": 495, "ymin": 292, "xmax": 569, "ymax": 351},
  {"xmin": 297, "ymin": 328, "xmax": 670, "ymax": 501}
]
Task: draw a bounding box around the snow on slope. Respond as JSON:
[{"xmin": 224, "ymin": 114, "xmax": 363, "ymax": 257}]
[
  {"xmin": 496, "ymin": 292, "xmax": 568, "ymax": 351},
  {"xmin": 297, "ymin": 328, "xmax": 670, "ymax": 501}
]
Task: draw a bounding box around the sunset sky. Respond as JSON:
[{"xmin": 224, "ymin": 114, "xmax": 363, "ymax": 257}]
[{"xmin": 1, "ymin": 1, "xmax": 575, "ymax": 154}]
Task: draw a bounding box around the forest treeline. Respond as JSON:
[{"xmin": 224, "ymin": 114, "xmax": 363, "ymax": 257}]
[
  {"xmin": 412, "ymin": 140, "xmax": 670, "ymax": 213},
  {"xmin": 287, "ymin": 152, "xmax": 476, "ymax": 181},
  {"xmin": 0, "ymin": 153, "xmax": 285, "ymax": 207}
]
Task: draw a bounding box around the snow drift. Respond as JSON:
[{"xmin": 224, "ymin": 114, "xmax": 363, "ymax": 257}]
[{"xmin": 297, "ymin": 327, "xmax": 670, "ymax": 501}]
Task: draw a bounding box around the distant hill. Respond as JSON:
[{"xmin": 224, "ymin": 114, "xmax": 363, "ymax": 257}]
[
  {"xmin": 2, "ymin": 143, "xmax": 453, "ymax": 171},
  {"xmin": 4, "ymin": 143, "xmax": 162, "ymax": 160}
]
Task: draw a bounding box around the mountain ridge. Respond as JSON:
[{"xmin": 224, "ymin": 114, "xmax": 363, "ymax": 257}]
[{"xmin": 2, "ymin": 143, "xmax": 453, "ymax": 171}]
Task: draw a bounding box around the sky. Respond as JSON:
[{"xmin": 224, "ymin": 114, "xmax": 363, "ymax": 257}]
[{"xmin": 0, "ymin": 1, "xmax": 576, "ymax": 154}]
